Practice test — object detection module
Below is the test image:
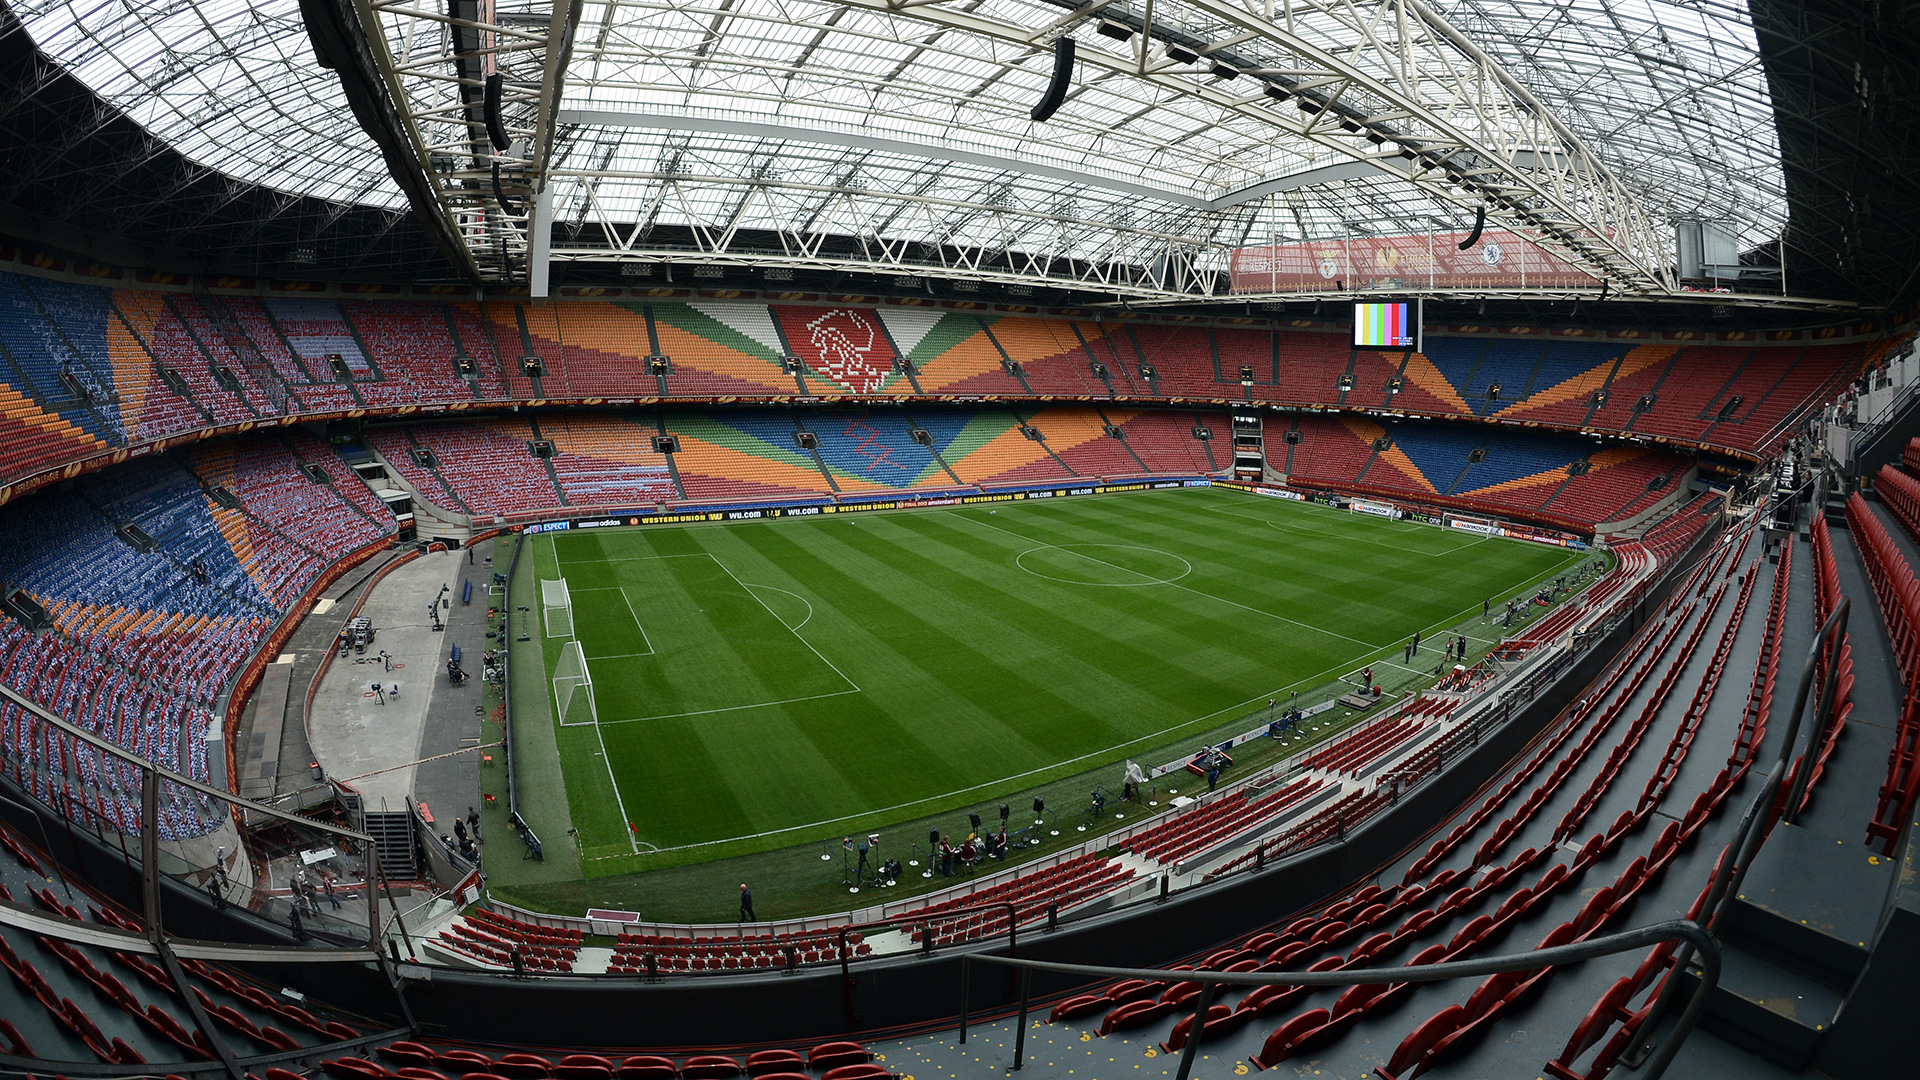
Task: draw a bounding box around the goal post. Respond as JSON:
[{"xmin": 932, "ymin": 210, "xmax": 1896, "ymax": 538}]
[
  {"xmin": 553, "ymin": 640, "xmax": 597, "ymax": 727},
  {"xmin": 542, "ymin": 578, "xmax": 573, "ymax": 639}
]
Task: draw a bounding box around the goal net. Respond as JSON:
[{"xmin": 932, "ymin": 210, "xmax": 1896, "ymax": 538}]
[
  {"xmin": 541, "ymin": 578, "xmax": 573, "ymax": 639},
  {"xmin": 553, "ymin": 640, "xmax": 597, "ymax": 727}
]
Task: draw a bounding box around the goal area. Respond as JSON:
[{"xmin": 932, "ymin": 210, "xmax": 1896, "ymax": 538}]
[
  {"xmin": 542, "ymin": 578, "xmax": 573, "ymax": 639},
  {"xmin": 553, "ymin": 640, "xmax": 597, "ymax": 727}
]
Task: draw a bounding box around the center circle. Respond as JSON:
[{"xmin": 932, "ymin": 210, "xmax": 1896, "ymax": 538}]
[{"xmin": 1014, "ymin": 544, "xmax": 1193, "ymax": 587}]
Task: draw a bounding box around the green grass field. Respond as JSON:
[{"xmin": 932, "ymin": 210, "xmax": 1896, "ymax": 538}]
[{"xmin": 520, "ymin": 485, "xmax": 1587, "ymax": 873}]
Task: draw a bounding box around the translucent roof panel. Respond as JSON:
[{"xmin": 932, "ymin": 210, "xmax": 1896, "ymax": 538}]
[
  {"xmin": 1435, "ymin": 0, "xmax": 1785, "ymax": 249},
  {"xmin": 16, "ymin": 0, "xmax": 404, "ymax": 208},
  {"xmin": 14, "ymin": 0, "xmax": 1788, "ymax": 269}
]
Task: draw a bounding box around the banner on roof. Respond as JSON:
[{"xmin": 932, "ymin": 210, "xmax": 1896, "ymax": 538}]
[{"xmin": 1228, "ymin": 229, "xmax": 1600, "ymax": 293}]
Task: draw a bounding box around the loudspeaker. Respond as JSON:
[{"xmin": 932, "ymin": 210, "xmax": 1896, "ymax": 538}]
[
  {"xmin": 968, "ymin": 812, "xmax": 982, "ymax": 830},
  {"xmin": 1033, "ymin": 797, "xmax": 1045, "ymax": 814},
  {"xmin": 928, "ymin": 828, "xmax": 940, "ymax": 847},
  {"xmin": 1458, "ymin": 205, "xmax": 1486, "ymax": 250},
  {"xmin": 484, "ymin": 72, "xmax": 511, "ymax": 152},
  {"xmin": 492, "ymin": 162, "xmax": 522, "ymax": 216},
  {"xmin": 1030, "ymin": 37, "xmax": 1075, "ymax": 123},
  {"xmin": 999, "ymin": 804, "xmax": 1011, "ymax": 823}
]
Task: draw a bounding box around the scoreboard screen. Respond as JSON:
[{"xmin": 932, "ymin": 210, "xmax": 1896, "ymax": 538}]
[{"xmin": 1353, "ymin": 300, "xmax": 1420, "ymax": 350}]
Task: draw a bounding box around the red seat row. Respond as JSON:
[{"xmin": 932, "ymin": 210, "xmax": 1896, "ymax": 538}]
[{"xmin": 365, "ymin": 1041, "xmax": 876, "ymax": 1080}]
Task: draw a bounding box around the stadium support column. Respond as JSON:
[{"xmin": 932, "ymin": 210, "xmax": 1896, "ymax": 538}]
[{"xmin": 529, "ymin": 185, "xmax": 556, "ymax": 298}]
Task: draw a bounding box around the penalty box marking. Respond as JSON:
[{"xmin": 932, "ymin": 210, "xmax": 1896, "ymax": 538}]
[
  {"xmin": 566, "ymin": 586, "xmax": 656, "ymax": 657},
  {"xmin": 551, "ymin": 543, "xmax": 861, "ymax": 725}
]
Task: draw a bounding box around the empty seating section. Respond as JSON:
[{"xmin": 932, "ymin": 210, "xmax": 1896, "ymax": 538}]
[
  {"xmin": 541, "ymin": 415, "xmax": 677, "ymax": 508},
  {"xmin": 943, "ymin": 411, "xmax": 1073, "ymax": 488},
  {"xmin": 978, "ymin": 317, "xmax": 1095, "ymax": 396},
  {"xmin": 263, "ymin": 298, "xmax": 381, "ymax": 400},
  {"xmin": 892, "ymin": 311, "xmax": 1026, "ymax": 396},
  {"xmin": 653, "ymin": 302, "xmax": 800, "ymax": 396},
  {"xmin": 0, "ymin": 272, "xmax": 1880, "ymax": 499},
  {"xmin": 375, "ymin": 422, "xmax": 560, "ymax": 516},
  {"xmin": 103, "ymin": 293, "xmax": 205, "ymax": 439},
  {"xmin": 1121, "ymin": 778, "xmax": 1326, "ymax": 866},
  {"xmin": 1280, "ymin": 415, "xmax": 1383, "ymax": 488},
  {"xmin": 0, "ymin": 844, "xmax": 370, "ymax": 1064},
  {"xmin": 670, "ymin": 411, "xmax": 848, "ymax": 502},
  {"xmin": 1120, "ymin": 411, "xmax": 1218, "ymax": 473},
  {"xmin": 185, "ymin": 437, "xmax": 391, "ymax": 592},
  {"xmin": 897, "ymin": 853, "xmax": 1136, "ymax": 943},
  {"xmin": 805, "ymin": 410, "xmax": 954, "ymax": 490},
  {"xmin": 351, "ymin": 1040, "xmax": 877, "ymax": 1079},
  {"xmin": 1128, "ymin": 325, "xmax": 1218, "ymax": 398},
  {"xmin": 1848, "ymin": 478, "xmax": 1920, "ymax": 852},
  {"xmin": 114, "ymin": 291, "xmax": 257, "ymax": 426},
  {"xmin": 446, "ymin": 302, "xmax": 511, "ymax": 398},
  {"xmin": 346, "ymin": 301, "xmax": 474, "ymax": 401},
  {"xmin": 1421, "ymin": 337, "xmax": 1547, "ymax": 416},
  {"xmin": 0, "ymin": 274, "xmax": 122, "ymax": 443},
  {"xmin": 1025, "ymin": 407, "xmax": 1141, "ymax": 477},
  {"xmin": 1302, "ymin": 712, "xmax": 1442, "ymax": 778},
  {"xmin": 609, "ymin": 927, "xmax": 870, "ymax": 974},
  {"xmin": 1214, "ymin": 329, "xmax": 1271, "ymax": 393},
  {"xmin": 1271, "ymin": 413, "xmax": 1693, "ymax": 531},
  {"xmin": 437, "ymin": 909, "xmax": 584, "ymax": 971}
]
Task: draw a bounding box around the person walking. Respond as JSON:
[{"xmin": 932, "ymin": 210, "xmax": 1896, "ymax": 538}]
[
  {"xmin": 467, "ymin": 806, "xmax": 481, "ymax": 839},
  {"xmin": 323, "ymin": 875, "xmax": 340, "ymax": 911},
  {"xmin": 738, "ymin": 883, "xmax": 755, "ymax": 922}
]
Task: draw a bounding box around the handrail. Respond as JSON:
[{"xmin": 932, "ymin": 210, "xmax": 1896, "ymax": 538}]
[
  {"xmin": 957, "ymin": 919, "xmax": 1719, "ymax": 1080},
  {"xmin": 0, "ymin": 683, "xmax": 375, "ymax": 846},
  {"xmin": 837, "ymin": 900, "xmax": 1019, "ymax": 1028},
  {"xmin": 1621, "ymin": 595, "xmax": 1849, "ymax": 1067}
]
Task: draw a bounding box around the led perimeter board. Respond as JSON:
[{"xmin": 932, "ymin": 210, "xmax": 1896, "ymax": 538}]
[{"xmin": 1353, "ymin": 300, "xmax": 1421, "ymax": 350}]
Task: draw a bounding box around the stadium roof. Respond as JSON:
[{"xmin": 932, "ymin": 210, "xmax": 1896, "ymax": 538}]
[{"xmin": 4, "ymin": 0, "xmax": 1911, "ymax": 307}]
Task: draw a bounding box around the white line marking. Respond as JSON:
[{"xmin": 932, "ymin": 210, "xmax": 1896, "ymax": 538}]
[
  {"xmin": 705, "ymin": 553, "xmax": 861, "ymax": 693},
  {"xmin": 589, "ymin": 714, "xmax": 640, "ymax": 855},
  {"xmin": 956, "ymin": 511, "xmax": 1379, "ymax": 648},
  {"xmin": 740, "ymin": 583, "xmax": 816, "ymax": 630},
  {"xmin": 595, "ymin": 688, "xmax": 863, "ymax": 725},
  {"xmin": 550, "ymin": 485, "xmax": 1596, "ymax": 858},
  {"xmin": 568, "ymin": 586, "xmax": 657, "ymax": 656}
]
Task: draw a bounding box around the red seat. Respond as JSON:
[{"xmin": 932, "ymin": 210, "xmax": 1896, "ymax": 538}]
[
  {"xmin": 265, "ymin": 1069, "xmax": 305, "ymax": 1080},
  {"xmin": 381, "ymin": 1044, "xmax": 441, "ymax": 1069},
  {"xmin": 820, "ymin": 1066, "xmax": 890, "ymax": 1080},
  {"xmin": 439, "ymin": 1052, "xmax": 496, "ymax": 1072},
  {"xmin": 1096, "ymin": 997, "xmax": 1174, "ymax": 1035},
  {"xmin": 398, "ymin": 1069, "xmax": 455, "ymax": 1080},
  {"xmin": 1250, "ymin": 1008, "xmax": 1331, "ymax": 1069},
  {"xmin": 1047, "ymin": 994, "xmax": 1107, "ymax": 1023},
  {"xmin": 323, "ymin": 1059, "xmax": 389, "ymax": 1080},
  {"xmin": 1375, "ymin": 1004, "xmax": 1467, "ymax": 1080},
  {"xmin": 616, "ymin": 1057, "xmax": 678, "ymax": 1080},
  {"xmin": 743, "ymin": 1050, "xmax": 803, "ymax": 1077},
  {"xmin": 806, "ymin": 1044, "xmax": 867, "ymax": 1071},
  {"xmin": 557, "ymin": 1068, "xmax": 612, "ymax": 1080},
  {"xmin": 680, "ymin": 1056, "xmax": 740, "ymax": 1080}
]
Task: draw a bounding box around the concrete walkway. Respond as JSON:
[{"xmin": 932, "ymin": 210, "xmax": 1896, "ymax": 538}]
[{"xmin": 308, "ymin": 544, "xmax": 495, "ymax": 829}]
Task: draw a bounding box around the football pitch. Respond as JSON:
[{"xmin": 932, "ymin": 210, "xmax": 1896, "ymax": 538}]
[{"xmin": 519, "ymin": 486, "xmax": 1588, "ymax": 867}]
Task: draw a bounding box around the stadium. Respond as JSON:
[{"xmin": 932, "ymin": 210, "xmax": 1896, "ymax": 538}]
[{"xmin": 0, "ymin": 0, "xmax": 1916, "ymax": 1078}]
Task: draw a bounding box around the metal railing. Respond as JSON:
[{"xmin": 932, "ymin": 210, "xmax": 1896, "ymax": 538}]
[
  {"xmin": 1621, "ymin": 595, "xmax": 1848, "ymax": 1067},
  {"xmin": 958, "ymin": 920, "xmax": 1719, "ymax": 1080}
]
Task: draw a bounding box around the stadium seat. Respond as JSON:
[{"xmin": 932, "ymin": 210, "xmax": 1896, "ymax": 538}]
[
  {"xmin": 679, "ymin": 1056, "xmax": 741, "ymax": 1080},
  {"xmin": 616, "ymin": 1057, "xmax": 679, "ymax": 1080},
  {"xmin": 742, "ymin": 1050, "xmax": 803, "ymax": 1076}
]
